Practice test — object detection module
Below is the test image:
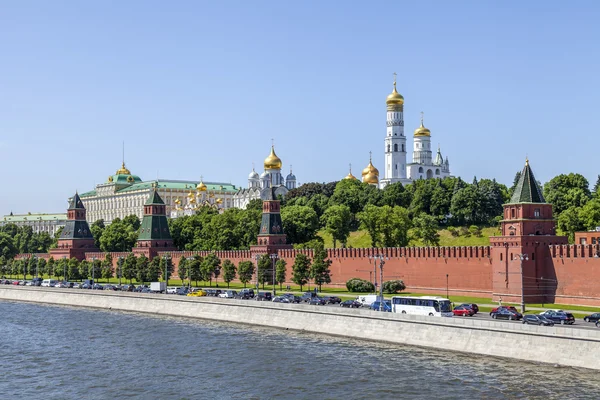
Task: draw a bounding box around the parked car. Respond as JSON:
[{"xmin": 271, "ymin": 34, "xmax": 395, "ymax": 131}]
[
  {"xmin": 490, "ymin": 306, "xmax": 520, "ymax": 315},
  {"xmin": 523, "ymin": 314, "xmax": 554, "ymax": 326},
  {"xmin": 301, "ymin": 292, "xmax": 317, "ymax": 302},
  {"xmin": 255, "ymin": 292, "xmax": 273, "ymax": 301},
  {"xmin": 176, "ymin": 287, "xmax": 190, "ymax": 296},
  {"xmin": 583, "ymin": 313, "xmax": 600, "ymax": 323},
  {"xmin": 322, "ymin": 296, "xmax": 342, "ymax": 304},
  {"xmin": 272, "ymin": 296, "xmax": 290, "ymax": 303},
  {"xmin": 56, "ymin": 281, "xmax": 69, "ymax": 289},
  {"xmin": 453, "ymin": 305, "xmax": 474, "ymax": 317},
  {"xmin": 538, "ymin": 310, "xmax": 575, "ymax": 325},
  {"xmin": 370, "ymin": 300, "xmax": 392, "ymax": 312},
  {"xmin": 11, "ymin": 280, "xmax": 20, "ymax": 286},
  {"xmin": 281, "ymin": 293, "xmax": 301, "ymax": 303},
  {"xmin": 166, "ymin": 287, "xmax": 178, "ymax": 294},
  {"xmin": 490, "ymin": 308, "xmax": 523, "ymax": 320},
  {"xmin": 238, "ymin": 289, "xmax": 255, "ymax": 298},
  {"xmin": 104, "ymin": 284, "xmax": 117, "ymax": 291},
  {"xmin": 187, "ymin": 289, "xmax": 207, "ymax": 297},
  {"xmin": 459, "ymin": 303, "xmax": 479, "ymax": 314},
  {"xmin": 221, "ymin": 290, "xmax": 237, "ymax": 298},
  {"xmin": 308, "ymin": 297, "xmax": 327, "ymax": 306},
  {"xmin": 340, "ymin": 299, "xmax": 362, "ymax": 308}
]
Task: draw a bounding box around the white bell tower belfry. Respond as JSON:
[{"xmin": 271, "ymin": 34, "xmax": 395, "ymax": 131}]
[{"xmin": 381, "ymin": 72, "xmax": 408, "ymax": 188}]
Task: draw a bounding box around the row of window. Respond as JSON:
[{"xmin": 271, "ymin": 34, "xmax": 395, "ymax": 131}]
[{"xmin": 387, "ymin": 144, "xmax": 406, "ymax": 152}]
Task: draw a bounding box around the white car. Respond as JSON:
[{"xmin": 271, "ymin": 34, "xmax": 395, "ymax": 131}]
[{"xmin": 166, "ymin": 287, "xmax": 178, "ymax": 294}]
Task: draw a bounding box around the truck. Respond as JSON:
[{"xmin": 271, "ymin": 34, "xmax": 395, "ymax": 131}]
[
  {"xmin": 150, "ymin": 282, "xmax": 166, "ymax": 293},
  {"xmin": 356, "ymin": 294, "xmax": 378, "ymax": 307}
]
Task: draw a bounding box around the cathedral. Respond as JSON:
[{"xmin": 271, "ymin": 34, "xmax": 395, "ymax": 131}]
[{"xmin": 345, "ymin": 78, "xmax": 451, "ymax": 187}]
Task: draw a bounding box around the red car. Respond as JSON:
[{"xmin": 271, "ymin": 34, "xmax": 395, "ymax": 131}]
[{"xmin": 453, "ymin": 305, "xmax": 474, "ymax": 316}]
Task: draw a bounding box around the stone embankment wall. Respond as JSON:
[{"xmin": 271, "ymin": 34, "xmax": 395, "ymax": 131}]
[{"xmin": 2, "ymin": 286, "xmax": 600, "ymax": 370}]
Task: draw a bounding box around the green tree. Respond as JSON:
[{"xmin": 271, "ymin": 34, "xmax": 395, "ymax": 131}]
[
  {"xmin": 579, "ymin": 199, "xmax": 600, "ymax": 231},
  {"xmin": 99, "ymin": 216, "xmax": 141, "ymax": 252},
  {"xmin": 159, "ymin": 256, "xmax": 174, "ymax": 282},
  {"xmin": 189, "ymin": 255, "xmax": 202, "ymax": 286},
  {"xmin": 310, "ymin": 243, "xmax": 331, "ymax": 291},
  {"xmin": 381, "ymin": 182, "xmax": 411, "ymax": 208},
  {"xmin": 102, "ymin": 254, "xmax": 114, "ymax": 281},
  {"xmin": 357, "ymin": 204, "xmax": 382, "ymax": 247},
  {"xmin": 237, "ymin": 260, "xmax": 254, "ymax": 288},
  {"xmin": 594, "ymin": 175, "xmax": 600, "ymax": 196},
  {"xmin": 201, "ymin": 253, "xmax": 221, "ymax": 286},
  {"xmin": 221, "ymin": 259, "xmax": 237, "ymax": 288},
  {"xmin": 177, "ymin": 257, "xmax": 188, "ymax": 285},
  {"xmin": 147, "ymin": 257, "xmax": 161, "ymax": 282},
  {"xmin": 281, "ymin": 205, "xmax": 319, "ymax": 244},
  {"xmin": 79, "ymin": 260, "xmax": 90, "ymax": 280},
  {"xmin": 328, "ymin": 179, "xmax": 365, "ymax": 215},
  {"xmin": 291, "ymin": 253, "xmax": 311, "ymax": 292},
  {"xmin": 90, "ymin": 219, "xmax": 105, "ymax": 249},
  {"xmin": 256, "ymin": 254, "xmax": 272, "ymax": 289},
  {"xmin": 321, "ymin": 205, "xmax": 352, "ymax": 248},
  {"xmin": 382, "ymin": 280, "xmax": 406, "ymax": 294},
  {"xmin": 543, "ymin": 173, "xmax": 592, "ymax": 217},
  {"xmin": 275, "ymin": 259, "xmax": 287, "ymax": 290},
  {"xmin": 37, "ymin": 258, "xmax": 47, "ymax": 277},
  {"xmin": 122, "ymin": 253, "xmax": 137, "ymax": 283},
  {"xmin": 0, "ymin": 232, "xmax": 17, "ymax": 259},
  {"xmin": 135, "ymin": 254, "xmax": 149, "ymax": 284},
  {"xmin": 413, "ymin": 213, "xmax": 440, "ymax": 246},
  {"xmin": 47, "ymin": 257, "xmax": 56, "ymax": 278},
  {"xmin": 67, "ymin": 258, "xmax": 80, "ymax": 281},
  {"xmin": 380, "ymin": 206, "xmax": 411, "ymax": 247},
  {"xmin": 557, "ymin": 206, "xmax": 584, "ymax": 242}
]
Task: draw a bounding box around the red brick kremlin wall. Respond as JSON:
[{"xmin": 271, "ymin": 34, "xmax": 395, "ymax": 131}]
[{"xmin": 15, "ymin": 244, "xmax": 600, "ymax": 306}]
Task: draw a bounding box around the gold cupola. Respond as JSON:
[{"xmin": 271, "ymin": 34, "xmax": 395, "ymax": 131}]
[
  {"xmin": 264, "ymin": 146, "xmax": 283, "ymax": 170},
  {"xmin": 116, "ymin": 162, "xmax": 131, "ymax": 175},
  {"xmin": 344, "ymin": 164, "xmax": 358, "ymax": 180},
  {"xmin": 361, "ymin": 154, "xmax": 379, "ymax": 185},
  {"xmin": 196, "ymin": 177, "xmax": 207, "ymax": 192},
  {"xmin": 386, "ymin": 74, "xmax": 404, "ymax": 111},
  {"xmin": 414, "ymin": 112, "xmax": 431, "ymax": 137}
]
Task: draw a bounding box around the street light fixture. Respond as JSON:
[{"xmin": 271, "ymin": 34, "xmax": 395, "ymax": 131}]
[
  {"xmin": 118, "ymin": 256, "xmax": 124, "ymax": 286},
  {"xmin": 446, "ymin": 274, "xmax": 449, "ymax": 300},
  {"xmin": 369, "ymin": 254, "xmax": 388, "ymax": 311},
  {"xmin": 62, "ymin": 256, "xmax": 67, "ymax": 283},
  {"xmin": 91, "ymin": 257, "xmax": 96, "ymax": 289},
  {"xmin": 516, "ymin": 253, "xmax": 529, "ymax": 313},
  {"xmin": 270, "ymin": 254, "xmax": 278, "ymax": 296},
  {"xmin": 163, "ymin": 254, "xmax": 171, "ymax": 294},
  {"xmin": 32, "ymin": 255, "xmax": 38, "ymax": 280},
  {"xmin": 254, "ymin": 254, "xmax": 261, "ymax": 293}
]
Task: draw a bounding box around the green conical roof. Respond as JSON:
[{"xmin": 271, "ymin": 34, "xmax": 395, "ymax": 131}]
[
  {"xmin": 509, "ymin": 159, "xmax": 546, "ymax": 204},
  {"xmin": 145, "ymin": 185, "xmax": 165, "ymax": 205}
]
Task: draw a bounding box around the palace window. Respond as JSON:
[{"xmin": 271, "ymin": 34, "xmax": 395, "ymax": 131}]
[
  {"xmin": 534, "ymin": 208, "xmax": 540, "ymax": 218},
  {"xmin": 394, "ymin": 144, "xmax": 398, "ymax": 152}
]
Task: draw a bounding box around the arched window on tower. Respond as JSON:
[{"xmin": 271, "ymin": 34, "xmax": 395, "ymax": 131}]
[
  {"xmin": 387, "ymin": 144, "xmax": 390, "ymax": 152},
  {"xmin": 402, "ymin": 144, "xmax": 405, "ymax": 152},
  {"xmin": 418, "ymin": 167, "xmax": 424, "ymax": 173},
  {"xmin": 394, "ymin": 144, "xmax": 398, "ymax": 152}
]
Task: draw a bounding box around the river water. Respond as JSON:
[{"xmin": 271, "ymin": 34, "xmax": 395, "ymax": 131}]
[{"xmin": 0, "ymin": 301, "xmax": 598, "ymax": 400}]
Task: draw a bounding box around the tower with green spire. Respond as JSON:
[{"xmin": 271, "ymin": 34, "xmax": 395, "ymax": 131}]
[
  {"xmin": 490, "ymin": 159, "xmax": 567, "ymax": 308},
  {"xmin": 134, "ymin": 183, "xmax": 176, "ymax": 259},
  {"xmin": 50, "ymin": 192, "xmax": 98, "ymax": 260}
]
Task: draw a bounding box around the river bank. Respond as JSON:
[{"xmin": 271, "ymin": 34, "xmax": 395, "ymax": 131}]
[{"xmin": 1, "ymin": 286, "xmax": 599, "ymax": 371}]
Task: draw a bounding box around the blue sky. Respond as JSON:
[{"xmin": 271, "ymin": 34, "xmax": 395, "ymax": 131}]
[{"xmin": 1, "ymin": 1, "xmax": 599, "ymax": 213}]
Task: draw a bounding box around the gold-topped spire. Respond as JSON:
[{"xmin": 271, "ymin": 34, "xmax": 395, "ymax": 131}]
[
  {"xmin": 196, "ymin": 175, "xmax": 207, "ymax": 192},
  {"xmin": 361, "ymin": 152, "xmax": 379, "ymax": 185},
  {"xmin": 344, "ymin": 163, "xmax": 358, "ymax": 180},
  {"xmin": 386, "ymin": 72, "xmax": 404, "ymax": 108},
  {"xmin": 116, "ymin": 161, "xmax": 131, "ymax": 175},
  {"xmin": 525, "ymin": 157, "xmax": 529, "ymax": 166},
  {"xmin": 264, "ymin": 145, "xmax": 283, "ymax": 170},
  {"xmin": 414, "ymin": 111, "xmax": 431, "ymax": 137}
]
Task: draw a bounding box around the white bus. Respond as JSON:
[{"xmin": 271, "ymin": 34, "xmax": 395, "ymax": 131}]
[{"xmin": 391, "ymin": 296, "xmax": 453, "ymax": 317}]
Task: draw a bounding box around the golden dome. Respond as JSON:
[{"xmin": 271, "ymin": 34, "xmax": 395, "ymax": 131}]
[
  {"xmin": 344, "ymin": 164, "xmax": 359, "ymax": 180},
  {"xmin": 187, "ymin": 190, "xmax": 195, "ymax": 199},
  {"xmin": 174, "ymin": 198, "xmax": 181, "ymax": 205},
  {"xmin": 386, "ymin": 80, "xmax": 404, "ymax": 106},
  {"xmin": 361, "ymin": 155, "xmax": 379, "ymax": 178},
  {"xmin": 116, "ymin": 162, "xmax": 131, "ymax": 175},
  {"xmin": 414, "ymin": 112, "xmax": 431, "ymax": 137},
  {"xmin": 363, "ymin": 172, "xmax": 379, "ymax": 185},
  {"xmin": 216, "ymin": 198, "xmax": 223, "ymax": 204},
  {"xmin": 264, "ymin": 146, "xmax": 283, "ymax": 170},
  {"xmin": 196, "ymin": 179, "xmax": 207, "ymax": 192}
]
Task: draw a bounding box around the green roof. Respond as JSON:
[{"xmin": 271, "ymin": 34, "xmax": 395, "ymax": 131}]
[
  {"xmin": 509, "ymin": 160, "xmax": 546, "ymax": 204},
  {"xmin": 145, "ymin": 187, "xmax": 165, "ymax": 205},
  {"xmin": 2, "ymin": 213, "xmax": 67, "ymax": 223},
  {"xmin": 80, "ymin": 190, "xmax": 96, "ymax": 198},
  {"xmin": 107, "ymin": 174, "xmax": 143, "ymax": 185},
  {"xmin": 138, "ymin": 216, "xmax": 172, "ymax": 240}
]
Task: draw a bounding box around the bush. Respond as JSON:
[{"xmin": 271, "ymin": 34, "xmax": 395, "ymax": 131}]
[
  {"xmin": 459, "ymin": 226, "xmax": 470, "ymax": 237},
  {"xmin": 346, "ymin": 278, "xmax": 375, "ymax": 293},
  {"xmin": 469, "ymin": 225, "xmax": 482, "ymax": 238},
  {"xmin": 382, "ymin": 280, "xmax": 406, "ymax": 294},
  {"xmin": 447, "ymin": 227, "xmax": 459, "ymax": 237}
]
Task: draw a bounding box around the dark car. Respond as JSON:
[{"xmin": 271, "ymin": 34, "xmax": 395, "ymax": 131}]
[
  {"xmin": 30, "ymin": 278, "xmax": 43, "ymax": 287},
  {"xmin": 104, "ymin": 284, "xmax": 117, "ymax": 291},
  {"xmin": 323, "ymin": 296, "xmax": 342, "ymax": 304},
  {"xmin": 583, "ymin": 313, "xmax": 600, "ymax": 323},
  {"xmin": 238, "ymin": 289, "xmax": 255, "ymax": 298},
  {"xmin": 281, "ymin": 293, "xmax": 301, "ymax": 303},
  {"xmin": 340, "ymin": 299, "xmax": 362, "ymax": 308},
  {"xmin": 301, "ymin": 292, "xmax": 317, "ymax": 302},
  {"xmin": 539, "ymin": 311, "xmax": 575, "ymax": 325},
  {"xmin": 523, "ymin": 314, "xmax": 554, "ymax": 326},
  {"xmin": 491, "ymin": 308, "xmax": 523, "ymax": 320},
  {"xmin": 459, "ymin": 303, "xmax": 479, "ymax": 314},
  {"xmin": 370, "ymin": 300, "xmax": 392, "ymax": 312},
  {"xmin": 490, "ymin": 306, "xmax": 519, "ymax": 315},
  {"xmin": 308, "ymin": 297, "xmax": 326, "ymax": 305},
  {"xmin": 255, "ymin": 292, "xmax": 273, "ymax": 301}
]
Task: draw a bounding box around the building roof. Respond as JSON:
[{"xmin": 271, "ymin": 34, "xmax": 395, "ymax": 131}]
[
  {"xmin": 68, "ymin": 192, "xmax": 85, "ymax": 210},
  {"xmin": 145, "ymin": 187, "xmax": 165, "ymax": 205},
  {"xmin": 80, "ymin": 179, "xmax": 238, "ymax": 198},
  {"xmin": 2, "ymin": 213, "xmax": 67, "ymax": 223},
  {"xmin": 509, "ymin": 159, "xmax": 546, "ymax": 204}
]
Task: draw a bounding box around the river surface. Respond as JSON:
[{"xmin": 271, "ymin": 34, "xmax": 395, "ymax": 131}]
[{"xmin": 0, "ymin": 300, "xmax": 599, "ymax": 400}]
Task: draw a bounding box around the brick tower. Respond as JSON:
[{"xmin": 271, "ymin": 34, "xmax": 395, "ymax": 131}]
[
  {"xmin": 133, "ymin": 184, "xmax": 177, "ymax": 259},
  {"xmin": 251, "ymin": 187, "xmax": 293, "ymax": 254},
  {"xmin": 490, "ymin": 159, "xmax": 567, "ymax": 308},
  {"xmin": 50, "ymin": 192, "xmax": 98, "ymax": 260}
]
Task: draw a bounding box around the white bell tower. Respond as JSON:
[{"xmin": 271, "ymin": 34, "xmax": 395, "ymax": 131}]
[{"xmin": 381, "ymin": 73, "xmax": 407, "ymax": 188}]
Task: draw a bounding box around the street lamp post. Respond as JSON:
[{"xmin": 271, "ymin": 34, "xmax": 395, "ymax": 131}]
[
  {"xmin": 91, "ymin": 257, "xmax": 96, "ymax": 289},
  {"xmin": 32, "ymin": 255, "xmax": 38, "ymax": 280},
  {"xmin": 369, "ymin": 255, "xmax": 388, "ymax": 311},
  {"xmin": 270, "ymin": 254, "xmax": 278, "ymax": 296},
  {"xmin": 62, "ymin": 256, "xmax": 67, "ymax": 283},
  {"xmin": 446, "ymin": 274, "xmax": 449, "ymax": 300},
  {"xmin": 163, "ymin": 254, "xmax": 170, "ymax": 294},
  {"xmin": 254, "ymin": 254, "xmax": 261, "ymax": 293},
  {"xmin": 118, "ymin": 256, "xmax": 124, "ymax": 286},
  {"xmin": 516, "ymin": 253, "xmax": 529, "ymax": 314}
]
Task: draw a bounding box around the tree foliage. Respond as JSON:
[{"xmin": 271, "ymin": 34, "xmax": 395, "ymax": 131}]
[{"xmin": 291, "ymin": 253, "xmax": 311, "ymax": 291}]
